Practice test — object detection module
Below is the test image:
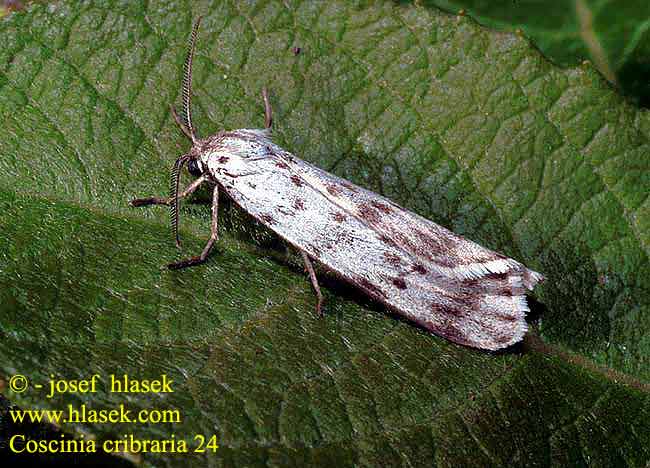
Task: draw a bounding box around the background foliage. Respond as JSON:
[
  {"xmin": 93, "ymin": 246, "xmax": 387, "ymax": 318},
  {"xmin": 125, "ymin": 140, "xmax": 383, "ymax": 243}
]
[
  {"xmin": 1, "ymin": 1, "xmax": 649, "ymax": 466},
  {"xmin": 427, "ymin": 0, "xmax": 650, "ymax": 107}
]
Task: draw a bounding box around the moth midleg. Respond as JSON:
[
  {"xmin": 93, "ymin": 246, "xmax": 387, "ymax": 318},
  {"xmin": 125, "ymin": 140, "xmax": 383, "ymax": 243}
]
[
  {"xmin": 167, "ymin": 185, "xmax": 219, "ymax": 270},
  {"xmin": 300, "ymin": 251, "xmax": 324, "ymax": 316},
  {"xmin": 262, "ymin": 87, "xmax": 272, "ymax": 129},
  {"xmin": 130, "ymin": 175, "xmax": 207, "ymax": 207}
]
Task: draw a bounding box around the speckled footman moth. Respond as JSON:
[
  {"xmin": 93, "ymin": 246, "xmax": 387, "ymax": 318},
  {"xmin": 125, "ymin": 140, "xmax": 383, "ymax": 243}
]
[{"xmin": 130, "ymin": 17, "xmax": 544, "ymax": 350}]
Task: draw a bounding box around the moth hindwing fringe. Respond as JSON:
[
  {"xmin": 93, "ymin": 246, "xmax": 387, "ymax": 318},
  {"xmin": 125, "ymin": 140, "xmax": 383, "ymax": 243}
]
[{"xmin": 130, "ymin": 17, "xmax": 544, "ymax": 351}]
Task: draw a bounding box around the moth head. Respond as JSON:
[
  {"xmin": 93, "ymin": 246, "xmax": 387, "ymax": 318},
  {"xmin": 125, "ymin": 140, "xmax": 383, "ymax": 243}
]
[{"xmin": 187, "ymin": 155, "xmax": 204, "ymax": 177}]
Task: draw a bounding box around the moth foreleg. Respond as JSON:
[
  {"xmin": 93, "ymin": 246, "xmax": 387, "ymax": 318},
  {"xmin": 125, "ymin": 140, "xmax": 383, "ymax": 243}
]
[
  {"xmin": 130, "ymin": 175, "xmax": 207, "ymax": 207},
  {"xmin": 300, "ymin": 251, "xmax": 324, "ymax": 316},
  {"xmin": 167, "ymin": 185, "xmax": 219, "ymax": 270}
]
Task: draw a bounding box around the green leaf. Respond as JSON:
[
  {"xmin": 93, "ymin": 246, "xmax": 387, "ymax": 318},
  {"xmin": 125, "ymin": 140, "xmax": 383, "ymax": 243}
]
[
  {"xmin": 426, "ymin": 0, "xmax": 650, "ymax": 106},
  {"xmin": 1, "ymin": 1, "xmax": 649, "ymax": 466}
]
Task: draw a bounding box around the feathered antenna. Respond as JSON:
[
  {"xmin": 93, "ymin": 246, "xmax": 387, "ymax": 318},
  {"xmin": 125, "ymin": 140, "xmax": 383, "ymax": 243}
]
[
  {"xmin": 181, "ymin": 16, "xmax": 203, "ymax": 144},
  {"xmin": 169, "ymin": 17, "xmax": 204, "ymax": 247},
  {"xmin": 170, "ymin": 155, "xmax": 190, "ymax": 247}
]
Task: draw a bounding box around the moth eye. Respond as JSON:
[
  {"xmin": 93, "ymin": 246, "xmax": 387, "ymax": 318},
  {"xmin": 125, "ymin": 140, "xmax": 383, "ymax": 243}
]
[{"xmin": 188, "ymin": 159, "xmax": 202, "ymax": 177}]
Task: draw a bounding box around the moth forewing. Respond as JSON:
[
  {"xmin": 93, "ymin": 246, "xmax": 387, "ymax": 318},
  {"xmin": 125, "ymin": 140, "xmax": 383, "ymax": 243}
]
[{"xmin": 199, "ymin": 130, "xmax": 543, "ymax": 350}]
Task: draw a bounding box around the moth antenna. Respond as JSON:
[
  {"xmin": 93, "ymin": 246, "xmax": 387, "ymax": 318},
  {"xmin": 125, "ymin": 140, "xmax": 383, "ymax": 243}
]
[
  {"xmin": 170, "ymin": 155, "xmax": 190, "ymax": 248},
  {"xmin": 170, "ymin": 104, "xmax": 195, "ymax": 141},
  {"xmin": 262, "ymin": 87, "xmax": 272, "ymax": 129},
  {"xmin": 182, "ymin": 16, "xmax": 202, "ymax": 144}
]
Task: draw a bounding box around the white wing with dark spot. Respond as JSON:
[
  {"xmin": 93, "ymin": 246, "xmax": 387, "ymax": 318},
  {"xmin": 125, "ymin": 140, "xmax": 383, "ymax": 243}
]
[{"xmin": 203, "ymin": 129, "xmax": 543, "ymax": 350}]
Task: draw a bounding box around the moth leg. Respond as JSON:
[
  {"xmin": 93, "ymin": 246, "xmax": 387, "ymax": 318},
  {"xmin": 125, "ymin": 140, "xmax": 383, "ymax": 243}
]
[
  {"xmin": 300, "ymin": 251, "xmax": 324, "ymax": 316},
  {"xmin": 130, "ymin": 175, "xmax": 207, "ymax": 207},
  {"xmin": 167, "ymin": 185, "xmax": 219, "ymax": 270},
  {"xmin": 262, "ymin": 87, "xmax": 272, "ymax": 129}
]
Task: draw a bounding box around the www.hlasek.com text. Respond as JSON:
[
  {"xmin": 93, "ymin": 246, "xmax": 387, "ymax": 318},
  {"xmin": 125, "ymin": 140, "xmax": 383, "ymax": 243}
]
[{"xmin": 10, "ymin": 403, "xmax": 181, "ymax": 425}]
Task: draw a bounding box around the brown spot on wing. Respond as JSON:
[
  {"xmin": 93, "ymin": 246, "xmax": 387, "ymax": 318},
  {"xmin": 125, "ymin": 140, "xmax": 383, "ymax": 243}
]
[
  {"xmin": 218, "ymin": 156, "xmax": 229, "ymax": 163},
  {"xmin": 383, "ymin": 252, "xmax": 402, "ymax": 266},
  {"xmin": 392, "ymin": 278, "xmax": 407, "ymax": 289},
  {"xmin": 451, "ymin": 291, "xmax": 479, "ymax": 310},
  {"xmin": 358, "ymin": 203, "xmax": 381, "ymax": 223},
  {"xmin": 412, "ymin": 264, "xmax": 428, "ymax": 275},
  {"xmin": 496, "ymin": 288, "xmax": 514, "ymax": 297},
  {"xmin": 462, "ymin": 272, "xmax": 516, "ymax": 296},
  {"xmin": 371, "ymin": 200, "xmax": 394, "ymax": 214},
  {"xmin": 334, "ymin": 229, "xmax": 357, "ymax": 246},
  {"xmin": 275, "ymin": 160, "xmax": 289, "ymax": 169},
  {"xmin": 332, "ymin": 212, "xmax": 347, "ymax": 223},
  {"xmin": 496, "ymin": 312, "xmax": 518, "ymax": 322},
  {"xmin": 431, "ymin": 302, "xmax": 461, "ymax": 317},
  {"xmin": 378, "ymin": 234, "xmax": 399, "ymax": 248},
  {"xmin": 462, "ymin": 278, "xmax": 480, "ymax": 288},
  {"xmin": 326, "ymin": 183, "xmax": 343, "ymax": 196},
  {"xmin": 435, "ymin": 322, "xmax": 470, "ymax": 347},
  {"xmin": 415, "ymin": 229, "xmax": 453, "ymax": 262},
  {"xmin": 277, "ymin": 207, "xmax": 295, "ymax": 216},
  {"xmin": 293, "ymin": 198, "xmax": 305, "ymax": 210},
  {"xmin": 290, "ymin": 175, "xmax": 305, "ymax": 187},
  {"xmin": 392, "ymin": 231, "xmax": 435, "ymax": 263},
  {"xmin": 490, "ymin": 272, "xmax": 509, "ymax": 281},
  {"xmin": 391, "ymin": 225, "xmax": 492, "ymax": 270}
]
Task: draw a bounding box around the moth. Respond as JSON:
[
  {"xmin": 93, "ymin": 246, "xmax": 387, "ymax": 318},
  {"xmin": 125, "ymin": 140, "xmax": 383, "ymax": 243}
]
[{"xmin": 131, "ymin": 17, "xmax": 544, "ymax": 350}]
